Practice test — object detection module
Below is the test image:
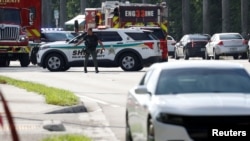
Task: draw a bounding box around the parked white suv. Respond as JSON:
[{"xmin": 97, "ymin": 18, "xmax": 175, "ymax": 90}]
[{"xmin": 36, "ymin": 27, "xmax": 161, "ymax": 71}]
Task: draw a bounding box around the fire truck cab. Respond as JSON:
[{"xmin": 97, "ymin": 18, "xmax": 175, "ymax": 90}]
[{"xmin": 0, "ymin": 0, "xmax": 41, "ymax": 67}]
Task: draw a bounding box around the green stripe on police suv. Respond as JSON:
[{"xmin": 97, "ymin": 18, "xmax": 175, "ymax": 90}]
[{"xmin": 50, "ymin": 42, "xmax": 143, "ymax": 49}]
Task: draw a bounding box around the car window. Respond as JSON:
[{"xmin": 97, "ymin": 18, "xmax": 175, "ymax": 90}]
[
  {"xmin": 125, "ymin": 32, "xmax": 155, "ymax": 40},
  {"xmin": 150, "ymin": 29, "xmax": 166, "ymax": 40},
  {"xmin": 139, "ymin": 70, "xmax": 154, "ymax": 85},
  {"xmin": 189, "ymin": 35, "xmax": 209, "ymax": 41},
  {"xmin": 219, "ymin": 34, "xmax": 242, "ymax": 40},
  {"xmin": 95, "ymin": 31, "xmax": 122, "ymax": 42},
  {"xmin": 156, "ymin": 68, "xmax": 250, "ymax": 94}
]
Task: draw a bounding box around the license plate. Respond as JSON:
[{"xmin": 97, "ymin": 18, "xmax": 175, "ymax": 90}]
[{"xmin": 230, "ymin": 48, "xmax": 237, "ymax": 51}]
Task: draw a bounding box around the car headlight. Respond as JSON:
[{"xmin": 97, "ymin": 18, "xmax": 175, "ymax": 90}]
[
  {"xmin": 156, "ymin": 113, "xmax": 183, "ymax": 125},
  {"xmin": 39, "ymin": 45, "xmax": 50, "ymax": 50},
  {"xmin": 19, "ymin": 35, "xmax": 28, "ymax": 41}
]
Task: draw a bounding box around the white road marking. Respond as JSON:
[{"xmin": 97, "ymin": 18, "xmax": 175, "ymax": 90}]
[{"xmin": 76, "ymin": 94, "xmax": 122, "ymax": 108}]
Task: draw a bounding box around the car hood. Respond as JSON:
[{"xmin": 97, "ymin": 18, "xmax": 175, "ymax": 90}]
[
  {"xmin": 151, "ymin": 93, "xmax": 250, "ymax": 116},
  {"xmin": 39, "ymin": 41, "xmax": 71, "ymax": 48}
]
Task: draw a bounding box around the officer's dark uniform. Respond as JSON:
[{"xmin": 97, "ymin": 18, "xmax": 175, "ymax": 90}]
[{"xmin": 82, "ymin": 33, "xmax": 99, "ymax": 73}]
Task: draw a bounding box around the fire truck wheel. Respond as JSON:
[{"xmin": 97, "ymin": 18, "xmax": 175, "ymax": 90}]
[
  {"xmin": 119, "ymin": 53, "xmax": 140, "ymax": 71},
  {"xmin": 45, "ymin": 53, "xmax": 65, "ymax": 72},
  {"xmin": 0, "ymin": 59, "xmax": 10, "ymax": 67},
  {"xmin": 20, "ymin": 54, "xmax": 30, "ymax": 67}
]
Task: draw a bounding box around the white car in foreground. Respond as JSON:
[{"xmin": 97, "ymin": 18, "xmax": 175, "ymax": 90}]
[{"xmin": 126, "ymin": 61, "xmax": 250, "ymax": 141}]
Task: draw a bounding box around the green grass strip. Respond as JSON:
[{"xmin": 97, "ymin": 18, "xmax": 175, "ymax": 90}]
[
  {"xmin": 0, "ymin": 75, "xmax": 79, "ymax": 106},
  {"xmin": 41, "ymin": 134, "xmax": 92, "ymax": 141}
]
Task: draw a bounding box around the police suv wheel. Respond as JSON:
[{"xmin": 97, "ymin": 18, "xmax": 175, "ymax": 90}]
[
  {"xmin": 45, "ymin": 53, "xmax": 64, "ymax": 72},
  {"xmin": 119, "ymin": 53, "xmax": 139, "ymax": 71}
]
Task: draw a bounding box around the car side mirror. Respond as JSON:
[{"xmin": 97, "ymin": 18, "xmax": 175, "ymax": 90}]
[{"xmin": 134, "ymin": 86, "xmax": 151, "ymax": 95}]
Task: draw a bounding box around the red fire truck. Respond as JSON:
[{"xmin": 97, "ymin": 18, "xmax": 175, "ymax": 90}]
[
  {"xmin": 0, "ymin": 0, "xmax": 41, "ymax": 67},
  {"xmin": 84, "ymin": 1, "xmax": 168, "ymax": 61}
]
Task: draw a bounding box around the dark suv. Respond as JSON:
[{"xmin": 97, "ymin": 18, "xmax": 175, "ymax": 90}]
[{"xmin": 174, "ymin": 34, "xmax": 210, "ymax": 60}]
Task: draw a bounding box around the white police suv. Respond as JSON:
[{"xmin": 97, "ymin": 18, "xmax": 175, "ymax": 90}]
[{"xmin": 36, "ymin": 27, "xmax": 162, "ymax": 71}]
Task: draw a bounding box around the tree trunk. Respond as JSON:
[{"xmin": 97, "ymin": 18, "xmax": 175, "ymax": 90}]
[
  {"xmin": 241, "ymin": 0, "xmax": 248, "ymax": 39},
  {"xmin": 42, "ymin": 0, "xmax": 52, "ymax": 27},
  {"xmin": 60, "ymin": 0, "xmax": 67, "ymax": 29},
  {"xmin": 203, "ymin": 0, "xmax": 210, "ymax": 34},
  {"xmin": 222, "ymin": 0, "xmax": 230, "ymax": 32},
  {"xmin": 182, "ymin": 0, "xmax": 190, "ymax": 34}
]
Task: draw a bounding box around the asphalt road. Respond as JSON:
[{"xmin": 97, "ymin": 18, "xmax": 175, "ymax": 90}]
[{"xmin": 1, "ymin": 57, "xmax": 250, "ymax": 141}]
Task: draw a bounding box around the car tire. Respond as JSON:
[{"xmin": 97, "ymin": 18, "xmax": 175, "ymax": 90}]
[
  {"xmin": 174, "ymin": 49, "xmax": 179, "ymax": 60},
  {"xmin": 19, "ymin": 53, "xmax": 30, "ymax": 67},
  {"xmin": 213, "ymin": 50, "xmax": 219, "ymax": 60},
  {"xmin": 45, "ymin": 53, "xmax": 65, "ymax": 72},
  {"xmin": 125, "ymin": 113, "xmax": 133, "ymax": 141},
  {"xmin": 184, "ymin": 49, "xmax": 189, "ymax": 60},
  {"xmin": 205, "ymin": 49, "xmax": 210, "ymax": 60},
  {"xmin": 119, "ymin": 53, "xmax": 140, "ymax": 71},
  {"xmin": 61, "ymin": 66, "xmax": 70, "ymax": 71},
  {"xmin": 233, "ymin": 55, "xmax": 239, "ymax": 60},
  {"xmin": 0, "ymin": 59, "xmax": 10, "ymax": 67},
  {"xmin": 248, "ymin": 51, "xmax": 250, "ymax": 62},
  {"xmin": 241, "ymin": 52, "xmax": 248, "ymax": 59},
  {"xmin": 147, "ymin": 118, "xmax": 155, "ymax": 141}
]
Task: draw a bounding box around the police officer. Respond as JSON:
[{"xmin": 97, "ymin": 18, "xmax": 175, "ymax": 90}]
[{"xmin": 75, "ymin": 28, "xmax": 105, "ymax": 73}]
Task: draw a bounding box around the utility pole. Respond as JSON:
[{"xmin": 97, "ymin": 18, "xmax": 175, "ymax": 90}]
[
  {"xmin": 203, "ymin": 0, "xmax": 210, "ymax": 34},
  {"xmin": 60, "ymin": 0, "xmax": 67, "ymax": 29},
  {"xmin": 182, "ymin": 0, "xmax": 190, "ymax": 34},
  {"xmin": 42, "ymin": 0, "xmax": 52, "ymax": 27},
  {"xmin": 80, "ymin": 0, "xmax": 87, "ymax": 14},
  {"xmin": 222, "ymin": 0, "xmax": 230, "ymax": 32},
  {"xmin": 241, "ymin": 0, "xmax": 248, "ymax": 38}
]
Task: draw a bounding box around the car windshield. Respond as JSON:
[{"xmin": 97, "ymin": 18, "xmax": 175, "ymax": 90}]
[
  {"xmin": 156, "ymin": 68, "xmax": 250, "ymax": 94},
  {"xmin": 220, "ymin": 34, "xmax": 242, "ymax": 40},
  {"xmin": 150, "ymin": 29, "xmax": 166, "ymax": 40},
  {"xmin": 45, "ymin": 32, "xmax": 75, "ymax": 41}
]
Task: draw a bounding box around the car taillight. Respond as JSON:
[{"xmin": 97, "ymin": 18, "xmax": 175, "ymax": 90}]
[
  {"xmin": 243, "ymin": 39, "xmax": 248, "ymax": 45},
  {"xmin": 218, "ymin": 41, "xmax": 223, "ymax": 46},
  {"xmin": 144, "ymin": 42, "xmax": 154, "ymax": 49}
]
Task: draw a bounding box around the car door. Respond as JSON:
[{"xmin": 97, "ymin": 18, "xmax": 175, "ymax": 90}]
[
  {"xmin": 206, "ymin": 35, "xmax": 217, "ymax": 55},
  {"xmin": 95, "ymin": 31, "xmax": 123, "ymax": 61},
  {"xmin": 127, "ymin": 70, "xmax": 153, "ymax": 140},
  {"xmin": 177, "ymin": 35, "xmax": 186, "ymax": 57},
  {"xmin": 67, "ymin": 33, "xmax": 86, "ymax": 62}
]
